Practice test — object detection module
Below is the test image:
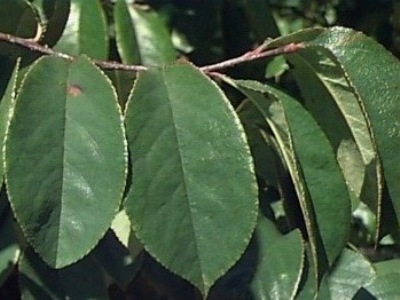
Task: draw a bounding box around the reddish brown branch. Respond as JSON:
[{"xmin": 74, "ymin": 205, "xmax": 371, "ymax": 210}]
[{"xmin": 0, "ymin": 31, "xmax": 304, "ymax": 73}]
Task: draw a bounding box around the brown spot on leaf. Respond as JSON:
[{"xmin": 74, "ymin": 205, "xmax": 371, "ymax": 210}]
[{"xmin": 68, "ymin": 84, "xmax": 83, "ymax": 97}]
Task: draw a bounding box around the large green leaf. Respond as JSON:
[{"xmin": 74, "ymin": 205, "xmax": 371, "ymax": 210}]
[
  {"xmin": 19, "ymin": 249, "xmax": 108, "ymax": 300},
  {"xmin": 267, "ymin": 26, "xmax": 400, "ymax": 234},
  {"xmin": 289, "ymin": 47, "xmax": 381, "ymax": 210},
  {"xmin": 55, "ymin": 0, "xmax": 108, "ymax": 60},
  {"xmin": 5, "ymin": 55, "xmax": 127, "ymax": 268},
  {"xmin": 226, "ymin": 78, "xmax": 351, "ymax": 279},
  {"xmin": 114, "ymin": 1, "xmax": 176, "ymax": 66},
  {"xmin": 124, "ymin": 63, "xmax": 258, "ymax": 296},
  {"xmin": 304, "ymin": 27, "xmax": 400, "ymax": 231},
  {"xmin": 0, "ymin": 59, "xmax": 19, "ymax": 182}
]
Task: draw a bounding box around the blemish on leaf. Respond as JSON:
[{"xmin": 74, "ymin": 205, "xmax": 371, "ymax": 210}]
[{"xmin": 68, "ymin": 84, "xmax": 83, "ymax": 97}]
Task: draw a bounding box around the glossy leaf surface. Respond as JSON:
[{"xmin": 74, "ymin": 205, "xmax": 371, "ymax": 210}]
[
  {"xmin": 5, "ymin": 55, "xmax": 127, "ymax": 268},
  {"xmin": 124, "ymin": 63, "xmax": 258, "ymax": 296}
]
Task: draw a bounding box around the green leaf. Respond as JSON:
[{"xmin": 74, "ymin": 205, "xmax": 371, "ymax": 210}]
[
  {"xmin": 327, "ymin": 248, "xmax": 375, "ymax": 299},
  {"xmin": 0, "ymin": 59, "xmax": 19, "ymax": 182},
  {"xmin": 113, "ymin": 0, "xmax": 141, "ymax": 65},
  {"xmin": 363, "ymin": 272, "xmax": 400, "ymax": 299},
  {"xmin": 250, "ymin": 229, "xmax": 304, "ymax": 300},
  {"xmin": 302, "ymin": 27, "xmax": 400, "ymax": 234},
  {"xmin": 19, "ymin": 248, "xmax": 108, "ymax": 300},
  {"xmin": 114, "ymin": 1, "xmax": 176, "ymax": 66},
  {"xmin": 5, "ymin": 55, "xmax": 127, "ymax": 268},
  {"xmin": 289, "ymin": 46, "xmax": 381, "ymax": 203},
  {"xmin": 124, "ymin": 63, "xmax": 258, "ymax": 296},
  {"xmin": 274, "ymin": 32, "xmax": 383, "ymax": 240},
  {"xmin": 0, "ymin": 0, "xmax": 39, "ymax": 56},
  {"xmin": 111, "ymin": 209, "xmax": 143, "ymax": 259},
  {"xmin": 209, "ymin": 216, "xmax": 302, "ymax": 300},
  {"xmin": 374, "ymin": 259, "xmax": 400, "ymax": 276},
  {"xmin": 296, "ymin": 247, "xmax": 332, "ymax": 300},
  {"xmin": 242, "ymin": 0, "xmax": 279, "ymax": 41},
  {"xmin": 227, "ymin": 78, "xmax": 351, "ymax": 279},
  {"xmin": 55, "ymin": 0, "xmax": 109, "ymax": 60},
  {"xmin": 237, "ymin": 100, "xmax": 282, "ymax": 188},
  {"xmin": 0, "ymin": 0, "xmax": 38, "ymax": 38},
  {"xmin": 30, "ymin": 0, "xmax": 71, "ymax": 47}
]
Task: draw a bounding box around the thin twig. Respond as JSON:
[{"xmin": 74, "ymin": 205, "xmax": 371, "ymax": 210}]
[
  {"xmin": 0, "ymin": 31, "xmax": 148, "ymax": 72},
  {"xmin": 0, "ymin": 31, "xmax": 304, "ymax": 73},
  {"xmin": 200, "ymin": 43, "xmax": 305, "ymax": 73}
]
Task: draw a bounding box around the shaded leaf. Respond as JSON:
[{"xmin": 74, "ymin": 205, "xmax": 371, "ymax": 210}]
[
  {"xmin": 5, "ymin": 55, "xmax": 127, "ymax": 268},
  {"xmin": 124, "ymin": 63, "xmax": 258, "ymax": 296},
  {"xmin": 55, "ymin": 0, "xmax": 108, "ymax": 59},
  {"xmin": 209, "ymin": 216, "xmax": 302, "ymax": 300},
  {"xmin": 0, "ymin": 0, "xmax": 38, "ymax": 38},
  {"xmin": 114, "ymin": 1, "xmax": 176, "ymax": 66},
  {"xmin": 31, "ymin": 0, "xmax": 71, "ymax": 47},
  {"xmin": 250, "ymin": 229, "xmax": 304, "ymax": 300},
  {"xmin": 0, "ymin": 0, "xmax": 39, "ymax": 56},
  {"xmin": 226, "ymin": 78, "xmax": 351, "ymax": 280},
  {"xmin": 92, "ymin": 230, "xmax": 142, "ymax": 288},
  {"xmin": 19, "ymin": 248, "xmax": 108, "ymax": 300},
  {"xmin": 242, "ymin": 0, "xmax": 280, "ymax": 41}
]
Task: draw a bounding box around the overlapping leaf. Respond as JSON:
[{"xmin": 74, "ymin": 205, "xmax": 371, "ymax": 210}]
[
  {"xmin": 327, "ymin": 249, "xmax": 375, "ymax": 299},
  {"xmin": 224, "ymin": 78, "xmax": 351, "ymax": 280},
  {"xmin": 305, "ymin": 27, "xmax": 400, "ymax": 232},
  {"xmin": 208, "ymin": 217, "xmax": 304, "ymax": 300},
  {"xmin": 0, "ymin": 59, "xmax": 19, "ymax": 182},
  {"xmin": 0, "ymin": 0, "xmax": 39, "ymax": 56},
  {"xmin": 5, "ymin": 55, "xmax": 127, "ymax": 268},
  {"xmin": 31, "ymin": 0, "xmax": 71, "ymax": 47},
  {"xmin": 55, "ymin": 0, "xmax": 108, "ymax": 59},
  {"xmin": 266, "ymin": 26, "xmax": 400, "ymax": 236},
  {"xmin": 124, "ymin": 63, "xmax": 258, "ymax": 296},
  {"xmin": 250, "ymin": 228, "xmax": 304, "ymax": 300},
  {"xmin": 114, "ymin": 1, "xmax": 176, "ymax": 66}
]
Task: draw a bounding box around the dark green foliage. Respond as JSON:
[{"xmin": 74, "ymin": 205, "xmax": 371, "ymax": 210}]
[{"xmin": 0, "ymin": 0, "xmax": 399, "ymax": 299}]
